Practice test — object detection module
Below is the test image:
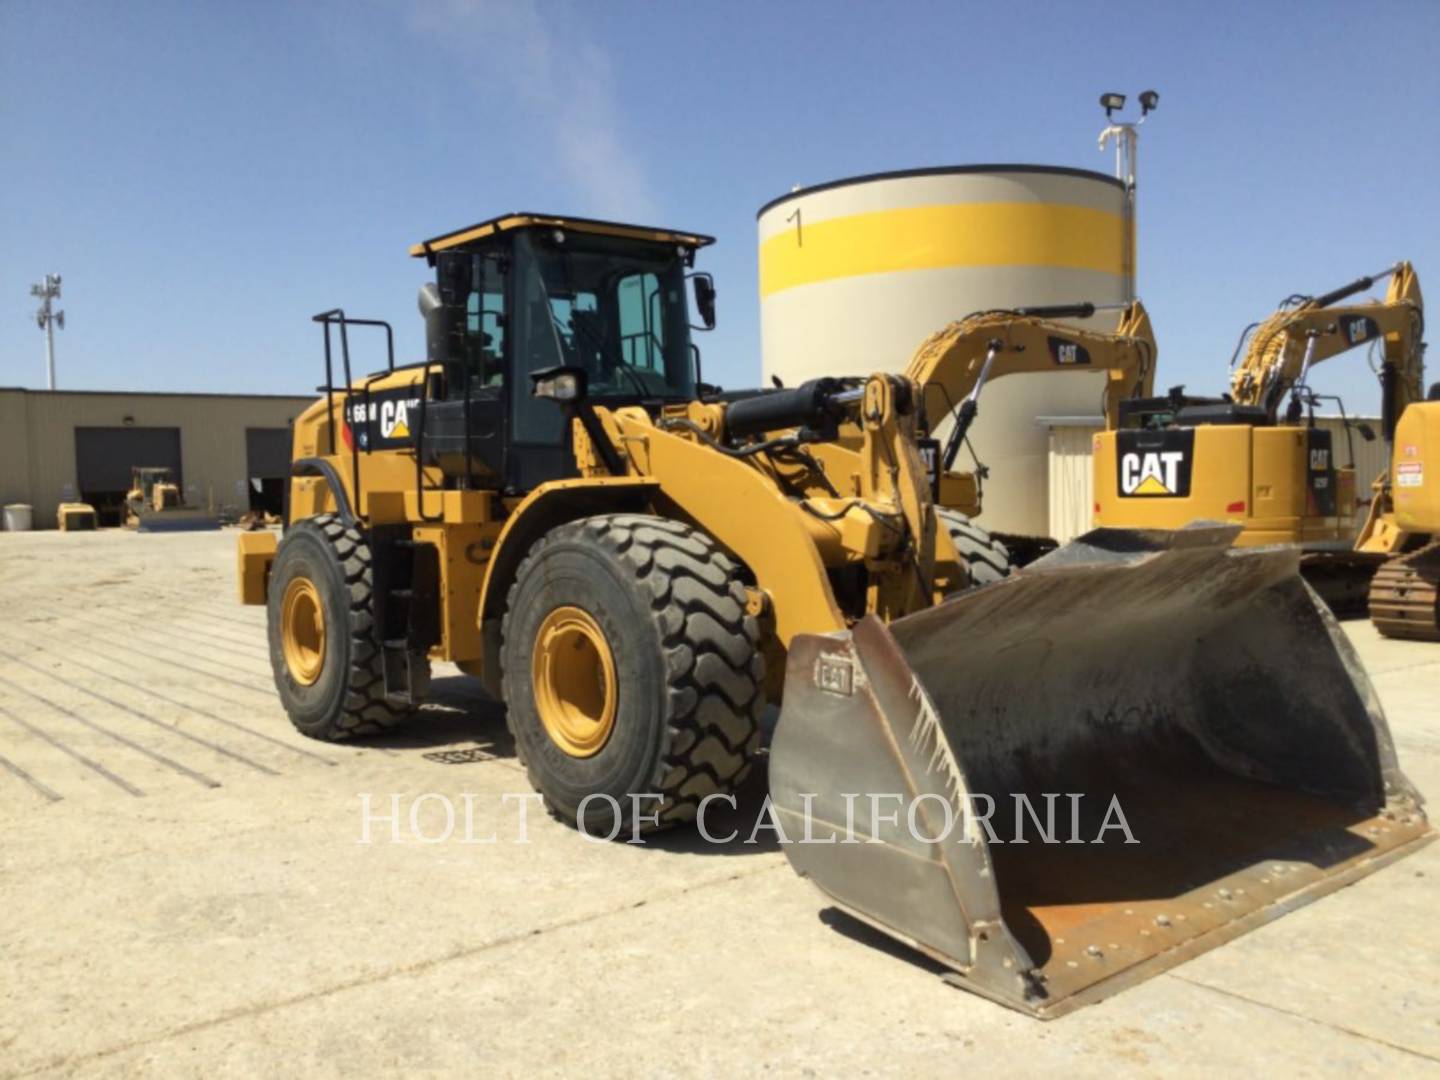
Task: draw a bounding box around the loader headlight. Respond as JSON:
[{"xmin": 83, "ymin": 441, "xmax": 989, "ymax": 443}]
[{"xmin": 531, "ymin": 365, "xmax": 588, "ymax": 403}]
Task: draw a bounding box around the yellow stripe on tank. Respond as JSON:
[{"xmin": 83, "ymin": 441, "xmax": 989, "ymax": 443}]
[{"xmin": 759, "ymin": 202, "xmax": 1125, "ymax": 298}]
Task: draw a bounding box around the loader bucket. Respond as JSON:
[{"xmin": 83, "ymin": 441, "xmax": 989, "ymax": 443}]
[{"xmin": 769, "ymin": 524, "xmax": 1432, "ymax": 1018}]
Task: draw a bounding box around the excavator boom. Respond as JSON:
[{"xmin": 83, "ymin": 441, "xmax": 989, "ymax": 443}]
[
  {"xmin": 1230, "ymin": 261, "xmax": 1424, "ymax": 425},
  {"xmin": 907, "ymin": 301, "xmax": 1157, "ymax": 467}
]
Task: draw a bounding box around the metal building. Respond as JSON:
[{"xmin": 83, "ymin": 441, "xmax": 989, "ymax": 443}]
[{"xmin": 0, "ymin": 388, "xmax": 312, "ymax": 529}]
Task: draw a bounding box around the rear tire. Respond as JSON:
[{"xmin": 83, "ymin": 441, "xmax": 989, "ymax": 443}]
[
  {"xmin": 267, "ymin": 514, "xmax": 416, "ymax": 740},
  {"xmin": 501, "ymin": 513, "xmax": 764, "ymax": 835},
  {"xmin": 937, "ymin": 508, "xmax": 1011, "ymax": 587}
]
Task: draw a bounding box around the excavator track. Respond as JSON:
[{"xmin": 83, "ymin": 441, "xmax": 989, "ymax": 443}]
[{"xmin": 1369, "ymin": 541, "xmax": 1440, "ymax": 641}]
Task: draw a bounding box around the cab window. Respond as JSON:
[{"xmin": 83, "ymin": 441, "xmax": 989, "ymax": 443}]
[{"xmin": 462, "ymin": 257, "xmax": 505, "ymax": 390}]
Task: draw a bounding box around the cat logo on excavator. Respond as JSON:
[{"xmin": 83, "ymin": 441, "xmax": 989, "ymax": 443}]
[{"xmin": 1117, "ymin": 430, "xmax": 1194, "ymax": 497}]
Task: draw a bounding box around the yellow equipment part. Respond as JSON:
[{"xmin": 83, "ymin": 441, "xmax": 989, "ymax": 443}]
[
  {"xmin": 280, "ymin": 577, "xmax": 327, "ymax": 686},
  {"xmin": 530, "ymin": 605, "xmax": 618, "ymax": 757},
  {"xmin": 1367, "ymin": 400, "xmax": 1440, "ymax": 639},
  {"xmin": 236, "ymin": 530, "xmax": 277, "ymax": 605},
  {"xmin": 57, "ymin": 502, "xmax": 97, "ymax": 531},
  {"xmin": 1391, "ymin": 399, "xmax": 1440, "ymax": 533},
  {"xmin": 1093, "ymin": 425, "xmax": 1354, "ymax": 545}
]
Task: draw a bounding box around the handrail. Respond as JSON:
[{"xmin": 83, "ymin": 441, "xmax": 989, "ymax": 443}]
[
  {"xmin": 310, "ymin": 310, "xmax": 398, "ymax": 522},
  {"xmin": 413, "ymin": 360, "xmax": 444, "ymax": 523}
]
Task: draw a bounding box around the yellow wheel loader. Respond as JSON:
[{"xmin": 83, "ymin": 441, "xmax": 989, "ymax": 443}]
[
  {"xmin": 125, "ymin": 466, "xmax": 219, "ymax": 532},
  {"xmin": 124, "ymin": 466, "xmax": 182, "ymax": 525},
  {"xmin": 1094, "ymin": 262, "xmax": 1425, "ymax": 612},
  {"xmin": 238, "ymin": 215, "xmax": 1432, "ymax": 1017},
  {"xmin": 1363, "ymin": 391, "xmax": 1440, "ymax": 638}
]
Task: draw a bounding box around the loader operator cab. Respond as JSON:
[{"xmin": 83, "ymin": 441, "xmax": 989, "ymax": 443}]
[{"xmin": 410, "ymin": 215, "xmax": 715, "ymax": 492}]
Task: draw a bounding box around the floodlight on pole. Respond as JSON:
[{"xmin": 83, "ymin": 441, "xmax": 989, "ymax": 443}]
[
  {"xmin": 1096, "ymin": 90, "xmax": 1159, "ymax": 302},
  {"xmin": 30, "ymin": 272, "xmax": 63, "ymax": 390}
]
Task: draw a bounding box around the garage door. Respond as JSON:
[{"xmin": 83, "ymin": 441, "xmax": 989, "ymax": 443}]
[
  {"xmin": 75, "ymin": 427, "xmax": 182, "ymax": 494},
  {"xmin": 245, "ymin": 427, "xmax": 292, "ymax": 478}
]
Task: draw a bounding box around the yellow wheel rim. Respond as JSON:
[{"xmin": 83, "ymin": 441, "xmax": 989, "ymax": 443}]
[
  {"xmin": 281, "ymin": 576, "xmax": 326, "ymax": 686},
  {"xmin": 531, "ymin": 605, "xmax": 617, "ymax": 758}
]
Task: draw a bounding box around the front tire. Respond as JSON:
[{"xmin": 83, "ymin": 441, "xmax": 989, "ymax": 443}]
[
  {"xmin": 267, "ymin": 514, "xmax": 415, "ymax": 740},
  {"xmin": 501, "ymin": 514, "xmax": 764, "ymax": 835},
  {"xmin": 937, "ymin": 508, "xmax": 1011, "ymax": 587}
]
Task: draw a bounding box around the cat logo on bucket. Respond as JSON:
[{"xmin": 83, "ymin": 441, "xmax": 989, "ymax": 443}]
[{"xmin": 1116, "ymin": 429, "xmax": 1194, "ymax": 497}]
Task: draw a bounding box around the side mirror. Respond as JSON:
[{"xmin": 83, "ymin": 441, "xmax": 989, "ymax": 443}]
[
  {"xmin": 690, "ymin": 273, "xmax": 716, "ymax": 330},
  {"xmin": 1354, "ymin": 421, "xmax": 1377, "ymax": 441},
  {"xmin": 436, "ymin": 252, "xmax": 473, "ymax": 306}
]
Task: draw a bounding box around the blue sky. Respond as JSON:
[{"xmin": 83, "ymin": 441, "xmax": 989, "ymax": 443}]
[{"xmin": 3, "ymin": 0, "xmax": 1438, "ymax": 415}]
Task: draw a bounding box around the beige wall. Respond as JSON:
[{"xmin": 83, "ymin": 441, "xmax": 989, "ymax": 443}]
[
  {"xmin": 0, "ymin": 389, "xmax": 314, "ymax": 529},
  {"xmin": 1044, "ymin": 416, "xmax": 1390, "ymax": 544}
]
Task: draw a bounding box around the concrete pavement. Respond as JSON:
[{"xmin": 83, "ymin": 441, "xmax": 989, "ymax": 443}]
[{"xmin": 1, "ymin": 529, "xmax": 1437, "ymax": 1077}]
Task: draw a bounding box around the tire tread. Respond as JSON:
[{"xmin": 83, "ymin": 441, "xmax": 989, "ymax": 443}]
[
  {"xmin": 500, "ymin": 513, "xmax": 764, "ymax": 830},
  {"xmin": 937, "ymin": 508, "xmax": 1011, "ymax": 587},
  {"xmin": 272, "ymin": 514, "xmax": 414, "ymax": 740}
]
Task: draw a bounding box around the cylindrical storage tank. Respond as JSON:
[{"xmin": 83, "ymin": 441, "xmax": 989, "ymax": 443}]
[{"xmin": 758, "ymin": 165, "xmax": 1128, "ymax": 537}]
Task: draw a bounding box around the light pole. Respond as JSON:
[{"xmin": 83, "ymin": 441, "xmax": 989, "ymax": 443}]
[
  {"xmin": 30, "ymin": 273, "xmax": 65, "ymax": 390},
  {"xmin": 1097, "ymin": 90, "xmax": 1159, "ymax": 303}
]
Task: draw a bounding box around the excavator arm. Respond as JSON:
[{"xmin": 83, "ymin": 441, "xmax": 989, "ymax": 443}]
[
  {"xmin": 1230, "ymin": 261, "xmax": 1424, "ymax": 431},
  {"xmin": 904, "ymin": 300, "xmax": 1158, "ymax": 471}
]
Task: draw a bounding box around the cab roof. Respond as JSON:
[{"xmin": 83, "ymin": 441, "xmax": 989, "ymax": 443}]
[{"xmin": 409, "ymin": 213, "xmax": 715, "ymax": 261}]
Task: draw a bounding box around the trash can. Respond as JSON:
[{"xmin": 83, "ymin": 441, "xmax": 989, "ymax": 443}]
[{"xmin": 3, "ymin": 504, "xmax": 34, "ymax": 532}]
